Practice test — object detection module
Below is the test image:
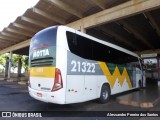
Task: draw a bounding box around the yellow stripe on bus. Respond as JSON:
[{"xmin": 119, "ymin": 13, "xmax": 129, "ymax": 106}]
[
  {"xmin": 30, "ymin": 67, "xmax": 56, "ymax": 78},
  {"xmin": 98, "ymin": 62, "xmax": 132, "ymax": 89}
]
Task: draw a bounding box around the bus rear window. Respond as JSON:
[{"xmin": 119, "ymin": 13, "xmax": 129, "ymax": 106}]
[{"xmin": 30, "ymin": 26, "xmax": 57, "ymax": 50}]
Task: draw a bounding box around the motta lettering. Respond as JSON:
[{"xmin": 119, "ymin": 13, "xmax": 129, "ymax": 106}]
[{"xmin": 33, "ymin": 49, "xmax": 49, "ymax": 58}]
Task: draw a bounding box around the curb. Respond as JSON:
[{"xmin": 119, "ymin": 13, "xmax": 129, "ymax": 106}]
[
  {"xmin": 117, "ymin": 96, "xmax": 160, "ymax": 108},
  {"xmin": 0, "ymin": 78, "xmax": 5, "ymax": 81},
  {"xmin": 18, "ymin": 81, "xmax": 28, "ymax": 85}
]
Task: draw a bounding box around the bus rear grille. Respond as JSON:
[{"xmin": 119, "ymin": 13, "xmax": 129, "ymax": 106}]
[{"xmin": 31, "ymin": 57, "xmax": 54, "ymax": 67}]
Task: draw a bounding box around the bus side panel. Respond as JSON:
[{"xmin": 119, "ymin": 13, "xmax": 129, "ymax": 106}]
[
  {"xmin": 66, "ymin": 75, "xmax": 85, "ymax": 103},
  {"xmin": 98, "ymin": 62, "xmax": 136, "ymax": 95},
  {"xmin": 83, "ymin": 75, "xmax": 97, "ymax": 101},
  {"xmin": 96, "ymin": 76, "xmax": 109, "ymax": 98},
  {"xmin": 65, "ymin": 51, "xmax": 107, "ymax": 103},
  {"xmin": 56, "ymin": 27, "xmax": 68, "ymax": 104},
  {"xmin": 111, "ymin": 78, "xmax": 129, "ymax": 94}
]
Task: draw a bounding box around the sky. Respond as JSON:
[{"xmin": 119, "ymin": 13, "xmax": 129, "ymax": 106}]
[{"xmin": 0, "ymin": 0, "xmax": 39, "ymax": 31}]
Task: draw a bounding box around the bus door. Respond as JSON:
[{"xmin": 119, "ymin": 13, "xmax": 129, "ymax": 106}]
[
  {"xmin": 131, "ymin": 63, "xmax": 141, "ymax": 88},
  {"xmin": 140, "ymin": 59, "xmax": 146, "ymax": 87},
  {"xmin": 136, "ymin": 67, "xmax": 142, "ymax": 87}
]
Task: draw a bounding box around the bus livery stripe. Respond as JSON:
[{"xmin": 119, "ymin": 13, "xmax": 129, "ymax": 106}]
[
  {"xmin": 30, "ymin": 67, "xmax": 56, "ymax": 78},
  {"xmin": 98, "ymin": 62, "xmax": 132, "ymax": 89},
  {"xmin": 67, "ymin": 51, "xmax": 133, "ymax": 89}
]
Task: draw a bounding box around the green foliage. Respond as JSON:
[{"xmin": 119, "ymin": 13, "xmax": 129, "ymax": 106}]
[
  {"xmin": 22, "ymin": 56, "xmax": 29, "ymax": 72},
  {"xmin": 0, "ymin": 54, "xmax": 8, "ymax": 67},
  {"xmin": 0, "ymin": 53, "xmax": 29, "ymax": 73},
  {"xmin": 12, "ymin": 54, "xmax": 21, "ymax": 70},
  {"xmin": 0, "ymin": 54, "xmax": 9, "ymax": 72}
]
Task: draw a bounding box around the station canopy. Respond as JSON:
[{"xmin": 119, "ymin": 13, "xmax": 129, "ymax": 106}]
[{"xmin": 0, "ymin": 0, "xmax": 160, "ymax": 56}]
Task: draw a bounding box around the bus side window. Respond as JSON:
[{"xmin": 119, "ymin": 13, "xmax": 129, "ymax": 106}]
[
  {"xmin": 73, "ymin": 34, "xmax": 77, "ymax": 46},
  {"xmin": 66, "ymin": 31, "xmax": 93, "ymax": 60}
]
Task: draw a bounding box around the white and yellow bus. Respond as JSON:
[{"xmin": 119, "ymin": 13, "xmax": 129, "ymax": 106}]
[{"xmin": 28, "ymin": 25, "xmax": 145, "ymax": 104}]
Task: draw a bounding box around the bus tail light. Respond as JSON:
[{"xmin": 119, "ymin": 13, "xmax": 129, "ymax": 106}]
[{"xmin": 52, "ymin": 68, "xmax": 63, "ymax": 91}]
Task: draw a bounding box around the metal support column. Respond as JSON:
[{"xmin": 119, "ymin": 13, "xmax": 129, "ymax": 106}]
[
  {"xmin": 8, "ymin": 51, "xmax": 12, "ymax": 79},
  {"xmin": 4, "ymin": 57, "xmax": 9, "ymax": 79},
  {"xmin": 80, "ymin": 25, "xmax": 86, "ymax": 33},
  {"xmin": 18, "ymin": 58, "xmax": 22, "ymax": 78}
]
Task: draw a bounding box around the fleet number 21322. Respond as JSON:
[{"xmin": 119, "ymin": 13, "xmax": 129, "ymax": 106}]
[{"xmin": 71, "ymin": 60, "xmax": 96, "ymax": 73}]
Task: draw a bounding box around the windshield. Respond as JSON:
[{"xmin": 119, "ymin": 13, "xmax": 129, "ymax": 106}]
[
  {"xmin": 30, "ymin": 26, "xmax": 57, "ymax": 50},
  {"xmin": 29, "ymin": 26, "xmax": 57, "ymax": 67}
]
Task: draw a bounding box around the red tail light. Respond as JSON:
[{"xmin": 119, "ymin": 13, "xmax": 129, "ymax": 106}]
[{"xmin": 52, "ymin": 68, "xmax": 63, "ymax": 91}]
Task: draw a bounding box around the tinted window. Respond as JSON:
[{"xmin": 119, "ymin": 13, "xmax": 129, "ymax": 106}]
[
  {"xmin": 92, "ymin": 41, "xmax": 138, "ymax": 64},
  {"xmin": 66, "ymin": 31, "xmax": 140, "ymax": 68},
  {"xmin": 66, "ymin": 31, "xmax": 92, "ymax": 60},
  {"xmin": 30, "ymin": 26, "xmax": 57, "ymax": 50}
]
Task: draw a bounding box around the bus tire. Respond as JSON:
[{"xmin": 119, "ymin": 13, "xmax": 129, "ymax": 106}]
[{"xmin": 98, "ymin": 84, "xmax": 110, "ymax": 104}]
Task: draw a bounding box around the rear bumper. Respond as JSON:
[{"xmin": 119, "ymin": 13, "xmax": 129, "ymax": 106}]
[{"xmin": 28, "ymin": 87, "xmax": 65, "ymax": 104}]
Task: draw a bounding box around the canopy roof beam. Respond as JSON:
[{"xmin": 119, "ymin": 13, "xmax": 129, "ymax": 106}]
[
  {"xmin": 12, "ymin": 23, "xmax": 38, "ymax": 33},
  {"xmin": 99, "ymin": 26, "xmax": 140, "ymax": 50},
  {"xmin": 0, "ymin": 39, "xmax": 31, "ymax": 54},
  {"xmin": 91, "ymin": 0, "xmax": 106, "ymax": 10},
  {"xmin": 67, "ymin": 0, "xmax": 160, "ymax": 30},
  {"xmin": 136, "ymin": 49, "xmax": 160, "ymax": 55},
  {"xmin": 118, "ymin": 20, "xmax": 154, "ymax": 49},
  {"xmin": 1, "ymin": 32, "xmax": 26, "ymax": 40},
  {"xmin": 5, "ymin": 28, "xmax": 33, "ymax": 37},
  {"xmin": 32, "ymin": 8, "xmax": 66, "ymax": 24},
  {"xmin": 0, "ymin": 39, "xmax": 13, "ymax": 45},
  {"xmin": 21, "ymin": 16, "xmax": 49, "ymax": 28},
  {"xmin": 145, "ymin": 12, "xmax": 160, "ymax": 37},
  {"xmin": 49, "ymin": 0, "xmax": 83, "ymax": 18},
  {"xmin": 0, "ymin": 35, "xmax": 20, "ymax": 42}
]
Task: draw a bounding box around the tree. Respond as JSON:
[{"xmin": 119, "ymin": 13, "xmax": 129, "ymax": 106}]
[
  {"xmin": 0, "ymin": 53, "xmax": 29, "ymax": 73},
  {"xmin": 22, "ymin": 56, "xmax": 29, "ymax": 72},
  {"xmin": 0, "ymin": 54, "xmax": 9, "ymax": 72},
  {"xmin": 12, "ymin": 54, "xmax": 29, "ymax": 73},
  {"xmin": 11, "ymin": 54, "xmax": 21, "ymax": 71}
]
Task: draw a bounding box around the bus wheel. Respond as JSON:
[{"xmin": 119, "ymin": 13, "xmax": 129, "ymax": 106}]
[{"xmin": 98, "ymin": 84, "xmax": 110, "ymax": 104}]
